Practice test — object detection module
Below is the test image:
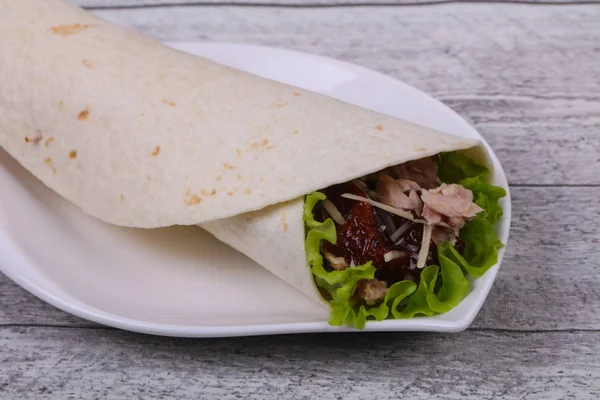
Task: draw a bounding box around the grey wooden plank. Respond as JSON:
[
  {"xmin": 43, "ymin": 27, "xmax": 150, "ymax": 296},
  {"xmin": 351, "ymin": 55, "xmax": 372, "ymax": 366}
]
[
  {"xmin": 89, "ymin": 4, "xmax": 600, "ymax": 185},
  {"xmin": 2, "ymin": 187, "xmax": 600, "ymax": 331},
  {"xmin": 1, "ymin": 326, "xmax": 599, "ymax": 399},
  {"xmin": 1, "ymin": 4, "xmax": 596, "ymax": 395},
  {"xmin": 0, "ymin": 275, "xmax": 98, "ymax": 328},
  {"xmin": 75, "ymin": 0, "xmax": 600, "ymax": 9},
  {"xmin": 472, "ymin": 186, "xmax": 600, "ymax": 330}
]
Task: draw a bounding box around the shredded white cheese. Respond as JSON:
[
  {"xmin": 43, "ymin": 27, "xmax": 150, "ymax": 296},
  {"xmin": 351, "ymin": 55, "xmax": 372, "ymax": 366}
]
[
  {"xmin": 341, "ymin": 193, "xmax": 424, "ymax": 223},
  {"xmin": 353, "ymin": 179, "xmax": 368, "ymax": 191},
  {"xmin": 390, "ymin": 222, "xmax": 412, "ymax": 242},
  {"xmin": 384, "ymin": 250, "xmax": 403, "ymax": 263},
  {"xmin": 323, "ymin": 199, "xmax": 345, "ymax": 225},
  {"xmin": 416, "ymin": 224, "xmax": 433, "ymax": 269}
]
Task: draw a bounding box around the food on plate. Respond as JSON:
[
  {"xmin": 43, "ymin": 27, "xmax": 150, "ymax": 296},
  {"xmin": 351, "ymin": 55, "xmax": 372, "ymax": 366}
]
[
  {"xmin": 203, "ymin": 149, "xmax": 505, "ymax": 329},
  {"xmin": 0, "ymin": 0, "xmax": 505, "ymax": 328},
  {"xmin": 302, "ymin": 152, "xmax": 505, "ymax": 328}
]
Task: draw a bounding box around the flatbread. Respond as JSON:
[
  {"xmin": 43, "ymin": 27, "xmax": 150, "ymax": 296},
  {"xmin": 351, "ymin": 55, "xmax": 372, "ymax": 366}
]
[
  {"xmin": 1, "ymin": 0, "xmax": 482, "ymax": 228},
  {"xmin": 1, "ymin": 0, "xmax": 495, "ymax": 306}
]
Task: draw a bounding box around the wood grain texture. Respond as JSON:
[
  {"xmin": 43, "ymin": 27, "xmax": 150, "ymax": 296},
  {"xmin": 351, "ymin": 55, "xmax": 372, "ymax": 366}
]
[
  {"xmin": 1, "ymin": 326, "xmax": 600, "ymax": 399},
  {"xmin": 2, "ymin": 187, "xmax": 600, "ymax": 330},
  {"xmin": 0, "ymin": 275, "xmax": 95, "ymax": 328},
  {"xmin": 91, "ymin": 4, "xmax": 600, "ymax": 185},
  {"xmin": 76, "ymin": 0, "xmax": 600, "ymax": 9},
  {"xmin": 1, "ymin": 3, "xmax": 599, "ymax": 398}
]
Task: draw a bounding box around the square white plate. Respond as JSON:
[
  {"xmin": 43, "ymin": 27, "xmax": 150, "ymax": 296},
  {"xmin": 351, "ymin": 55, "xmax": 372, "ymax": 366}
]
[{"xmin": 0, "ymin": 42, "xmax": 511, "ymax": 337}]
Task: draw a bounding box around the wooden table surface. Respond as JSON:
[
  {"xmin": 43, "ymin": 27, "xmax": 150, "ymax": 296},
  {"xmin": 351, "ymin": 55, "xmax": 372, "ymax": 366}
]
[{"xmin": 2, "ymin": 0, "xmax": 600, "ymax": 398}]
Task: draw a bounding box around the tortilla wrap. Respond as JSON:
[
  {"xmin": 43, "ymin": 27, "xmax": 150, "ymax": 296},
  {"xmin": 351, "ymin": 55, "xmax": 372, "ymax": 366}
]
[
  {"xmin": 201, "ymin": 145, "xmax": 493, "ymax": 305},
  {"xmin": 0, "ymin": 0, "xmax": 496, "ymax": 308}
]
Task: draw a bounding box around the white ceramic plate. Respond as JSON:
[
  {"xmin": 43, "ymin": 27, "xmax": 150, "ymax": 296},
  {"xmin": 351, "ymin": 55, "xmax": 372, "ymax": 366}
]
[{"xmin": 0, "ymin": 42, "xmax": 511, "ymax": 337}]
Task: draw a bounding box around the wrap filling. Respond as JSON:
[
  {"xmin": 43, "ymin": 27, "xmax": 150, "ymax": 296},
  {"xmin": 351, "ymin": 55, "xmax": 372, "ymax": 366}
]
[{"xmin": 305, "ymin": 151, "xmax": 506, "ymax": 328}]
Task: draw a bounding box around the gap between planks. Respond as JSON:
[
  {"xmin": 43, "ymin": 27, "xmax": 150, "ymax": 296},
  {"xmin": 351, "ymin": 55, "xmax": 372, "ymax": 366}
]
[
  {"xmin": 1, "ymin": 324, "xmax": 600, "ymax": 334},
  {"xmin": 509, "ymin": 184, "xmax": 600, "ymax": 187},
  {"xmin": 82, "ymin": 0, "xmax": 600, "ymax": 10}
]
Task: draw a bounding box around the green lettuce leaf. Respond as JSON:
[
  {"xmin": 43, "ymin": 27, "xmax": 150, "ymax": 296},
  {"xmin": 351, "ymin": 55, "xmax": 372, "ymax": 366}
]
[
  {"xmin": 304, "ymin": 192, "xmax": 418, "ymax": 329},
  {"xmin": 438, "ymin": 151, "xmax": 488, "ymax": 183},
  {"xmin": 330, "ymin": 280, "xmax": 417, "ymax": 329},
  {"xmin": 428, "ymin": 247, "xmax": 471, "ymax": 313},
  {"xmin": 304, "ymin": 150, "xmax": 506, "ymax": 329},
  {"xmin": 393, "ymin": 253, "xmax": 469, "ymax": 318},
  {"xmin": 461, "ymin": 176, "xmax": 506, "ymax": 225},
  {"xmin": 438, "ymin": 151, "xmax": 506, "ymax": 277},
  {"xmin": 393, "ymin": 266, "xmax": 439, "ymax": 319},
  {"xmin": 443, "ymin": 217, "xmax": 504, "ymax": 278}
]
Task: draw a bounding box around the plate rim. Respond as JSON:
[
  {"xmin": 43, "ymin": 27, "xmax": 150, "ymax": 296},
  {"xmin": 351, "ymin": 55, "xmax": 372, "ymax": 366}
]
[{"xmin": 0, "ymin": 41, "xmax": 511, "ymax": 337}]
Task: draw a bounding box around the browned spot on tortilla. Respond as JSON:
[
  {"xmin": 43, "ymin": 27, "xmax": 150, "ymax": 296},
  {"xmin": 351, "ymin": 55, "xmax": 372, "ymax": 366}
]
[
  {"xmin": 59, "ymin": 101, "xmax": 65, "ymax": 109},
  {"xmin": 227, "ymin": 191, "xmax": 234, "ymax": 196},
  {"xmin": 236, "ymin": 149, "xmax": 242, "ymax": 157},
  {"xmin": 236, "ymin": 174, "xmax": 242, "ymax": 180},
  {"xmin": 254, "ymin": 176, "xmax": 265, "ymax": 189},
  {"xmin": 82, "ymin": 59, "xmax": 93, "ymax": 69},
  {"xmin": 244, "ymin": 188, "xmax": 252, "ymax": 195},
  {"xmin": 78, "ymin": 108, "xmax": 89, "ymax": 120},
  {"xmin": 151, "ymin": 146, "xmax": 161, "ymax": 156},
  {"xmin": 266, "ymin": 145, "xmax": 275, "ymax": 150},
  {"xmin": 186, "ymin": 195, "xmax": 202, "ymax": 206},
  {"xmin": 162, "ymin": 98, "xmax": 176, "ymax": 107},
  {"xmin": 120, "ymin": 194, "xmax": 125, "ymax": 203},
  {"xmin": 216, "ymin": 174, "xmax": 222, "ymax": 181},
  {"xmin": 68, "ymin": 150, "xmax": 77, "ymax": 159},
  {"xmin": 50, "ymin": 24, "xmax": 90, "ymax": 37},
  {"xmin": 44, "ymin": 137, "xmax": 54, "ymax": 148},
  {"xmin": 271, "ymin": 102, "xmax": 288, "ymax": 108},
  {"xmin": 281, "ymin": 212, "xmax": 288, "ymax": 233},
  {"xmin": 44, "ymin": 157, "xmax": 56, "ymax": 174},
  {"xmin": 376, "ymin": 125, "xmax": 384, "ymax": 131},
  {"xmin": 250, "ymin": 138, "xmax": 270, "ymax": 151},
  {"xmin": 147, "ymin": 175, "xmax": 153, "ymax": 181},
  {"xmin": 413, "ymin": 147, "xmax": 427, "ymax": 152},
  {"xmin": 201, "ymin": 188, "xmax": 218, "ymax": 196},
  {"xmin": 185, "ymin": 188, "xmax": 191, "ymax": 196},
  {"xmin": 223, "ymin": 163, "xmax": 237, "ymax": 170},
  {"xmin": 293, "ymin": 130, "xmax": 299, "ymax": 135},
  {"xmin": 293, "ymin": 92, "xmax": 301, "ymax": 97},
  {"xmin": 25, "ymin": 130, "xmax": 43, "ymax": 144}
]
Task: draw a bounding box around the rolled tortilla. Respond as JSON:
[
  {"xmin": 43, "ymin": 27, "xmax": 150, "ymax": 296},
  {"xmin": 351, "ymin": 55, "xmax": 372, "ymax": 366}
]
[
  {"xmin": 0, "ymin": 0, "xmax": 495, "ymax": 307},
  {"xmin": 201, "ymin": 147, "xmax": 493, "ymax": 306}
]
